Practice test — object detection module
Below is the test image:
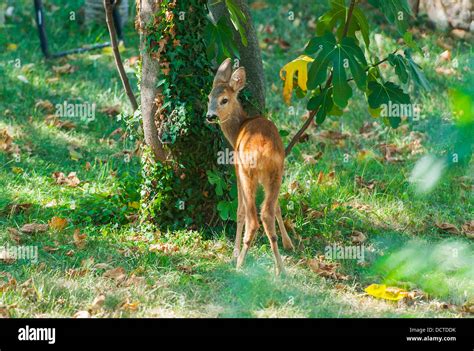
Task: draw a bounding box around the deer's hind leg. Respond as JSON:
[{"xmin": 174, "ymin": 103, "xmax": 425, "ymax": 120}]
[
  {"xmin": 261, "ymin": 174, "xmax": 285, "ymax": 276},
  {"xmin": 236, "ymin": 171, "xmax": 259, "ymax": 270},
  {"xmin": 276, "ymin": 204, "xmax": 294, "ymax": 251}
]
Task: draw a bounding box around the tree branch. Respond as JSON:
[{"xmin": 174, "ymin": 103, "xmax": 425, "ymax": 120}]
[
  {"xmin": 285, "ymin": 0, "xmax": 357, "ymax": 157},
  {"xmin": 103, "ymin": 0, "xmax": 138, "ymax": 111}
]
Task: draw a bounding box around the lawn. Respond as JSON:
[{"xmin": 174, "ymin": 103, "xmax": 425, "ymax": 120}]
[{"xmin": 0, "ymin": 0, "xmax": 472, "ymax": 318}]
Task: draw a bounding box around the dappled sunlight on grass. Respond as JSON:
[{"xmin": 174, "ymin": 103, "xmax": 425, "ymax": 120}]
[{"xmin": 369, "ymin": 238, "xmax": 474, "ymax": 304}]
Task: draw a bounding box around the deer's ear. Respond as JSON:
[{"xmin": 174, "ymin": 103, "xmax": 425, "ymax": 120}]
[
  {"xmin": 230, "ymin": 67, "xmax": 246, "ymax": 93},
  {"xmin": 213, "ymin": 58, "xmax": 232, "ymax": 86}
]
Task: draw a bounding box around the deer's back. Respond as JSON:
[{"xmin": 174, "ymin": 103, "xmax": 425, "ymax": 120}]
[{"xmin": 235, "ymin": 117, "xmax": 284, "ymax": 174}]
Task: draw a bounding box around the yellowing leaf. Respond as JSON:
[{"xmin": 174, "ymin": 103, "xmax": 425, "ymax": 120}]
[
  {"xmin": 364, "ymin": 284, "xmax": 408, "ymax": 301},
  {"xmin": 102, "ymin": 42, "xmax": 125, "ymax": 55},
  {"xmin": 12, "ymin": 167, "xmax": 23, "ymax": 174},
  {"xmin": 6, "ymin": 43, "xmax": 18, "ymax": 51},
  {"xmin": 49, "ymin": 216, "xmax": 68, "ymax": 231},
  {"xmin": 279, "ymin": 55, "xmax": 314, "ymax": 105},
  {"xmin": 121, "ymin": 300, "xmax": 140, "ymax": 312},
  {"xmin": 128, "ymin": 201, "xmax": 140, "ymax": 209}
]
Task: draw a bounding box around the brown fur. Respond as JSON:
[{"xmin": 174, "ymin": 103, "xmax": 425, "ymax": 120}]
[{"xmin": 207, "ymin": 59, "xmax": 294, "ymax": 275}]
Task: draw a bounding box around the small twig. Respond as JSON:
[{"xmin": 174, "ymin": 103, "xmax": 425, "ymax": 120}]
[
  {"xmin": 103, "ymin": 0, "xmax": 138, "ymax": 111},
  {"xmin": 285, "ymin": 0, "xmax": 356, "ymax": 157}
]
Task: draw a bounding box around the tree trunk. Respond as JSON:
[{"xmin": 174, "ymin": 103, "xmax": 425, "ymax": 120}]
[
  {"xmin": 137, "ymin": 0, "xmax": 168, "ymax": 162},
  {"xmin": 209, "ymin": 0, "xmax": 266, "ymax": 117},
  {"xmin": 136, "ymin": 0, "xmax": 225, "ymax": 228},
  {"xmin": 412, "ymin": 0, "xmax": 473, "ymax": 31}
]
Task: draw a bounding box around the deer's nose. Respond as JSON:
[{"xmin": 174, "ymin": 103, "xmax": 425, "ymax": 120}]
[{"xmin": 206, "ymin": 113, "xmax": 217, "ymax": 123}]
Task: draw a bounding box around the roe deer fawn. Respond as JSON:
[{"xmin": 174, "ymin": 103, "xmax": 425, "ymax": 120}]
[{"xmin": 206, "ymin": 59, "xmax": 294, "ymax": 275}]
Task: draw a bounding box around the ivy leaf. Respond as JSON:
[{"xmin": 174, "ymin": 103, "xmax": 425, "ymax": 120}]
[
  {"xmin": 404, "ymin": 49, "xmax": 431, "ymax": 91},
  {"xmin": 217, "ymin": 201, "xmax": 229, "ymax": 220},
  {"xmin": 367, "ymin": 81, "xmax": 410, "ymax": 128},
  {"xmin": 388, "ymin": 53, "xmax": 409, "ymax": 83},
  {"xmin": 368, "ymin": 0, "xmax": 412, "ymax": 34}
]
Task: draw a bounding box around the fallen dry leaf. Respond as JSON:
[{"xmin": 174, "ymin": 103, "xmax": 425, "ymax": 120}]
[
  {"xmin": 7, "ymin": 228, "xmax": 21, "ymax": 244},
  {"xmin": 461, "ymin": 220, "xmax": 474, "ymax": 238},
  {"xmin": 302, "ymin": 154, "xmax": 317, "ymax": 165},
  {"xmin": 379, "ymin": 143, "xmax": 403, "ymax": 163},
  {"xmin": 435, "ymin": 67, "xmax": 456, "ymax": 76},
  {"xmin": 250, "ymin": 1, "xmax": 268, "ymax": 10},
  {"xmin": 355, "ymin": 175, "xmax": 377, "ymax": 190},
  {"xmin": 350, "ymin": 231, "xmax": 367, "ymax": 244},
  {"xmin": 43, "ymin": 246, "xmax": 59, "ymax": 253},
  {"xmin": 19, "ymin": 223, "xmax": 49, "ymax": 234},
  {"xmin": 73, "ymin": 310, "xmax": 91, "ymax": 318},
  {"xmin": 149, "ymin": 243, "xmax": 179, "ymax": 254},
  {"xmin": 52, "ymin": 171, "xmax": 80, "ymax": 187},
  {"xmin": 93, "ymin": 263, "xmax": 113, "ymax": 270},
  {"xmin": 100, "ymin": 105, "xmax": 121, "ymax": 117},
  {"xmin": 35, "ymin": 99, "xmax": 54, "ymax": 112},
  {"xmin": 52, "ymin": 63, "xmax": 77, "ymax": 74},
  {"xmin": 435, "ymin": 222, "xmax": 459, "ymax": 235},
  {"xmin": 307, "ymin": 256, "xmax": 349, "ymax": 280},
  {"xmin": 316, "ymin": 171, "xmax": 324, "ymax": 184},
  {"xmin": 319, "ymin": 130, "xmax": 349, "ymax": 141},
  {"xmin": 306, "ymin": 209, "xmax": 324, "ymax": 219},
  {"xmin": 44, "ymin": 114, "xmax": 76, "ymax": 130},
  {"xmin": 3, "ymin": 203, "xmax": 32, "ymax": 215},
  {"xmin": 48, "ymin": 216, "xmax": 68, "ymax": 231},
  {"xmin": 124, "ymin": 274, "xmax": 146, "ymax": 287},
  {"xmin": 103, "ymin": 267, "xmax": 126, "ymax": 281},
  {"xmin": 73, "ymin": 229, "xmax": 87, "ymax": 249},
  {"xmin": 90, "ymin": 294, "xmax": 106, "ymax": 312},
  {"xmin": 0, "ymin": 276, "xmax": 17, "ymax": 292},
  {"xmin": 120, "ymin": 300, "xmax": 140, "ymax": 312},
  {"xmin": 0, "ymin": 307, "xmax": 10, "ymax": 318},
  {"xmin": 438, "ymin": 50, "xmax": 451, "ymax": 62},
  {"xmin": 0, "ymin": 128, "xmax": 14, "ymax": 153}
]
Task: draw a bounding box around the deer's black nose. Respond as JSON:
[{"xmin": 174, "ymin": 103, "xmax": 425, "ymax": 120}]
[{"xmin": 206, "ymin": 113, "xmax": 217, "ymax": 123}]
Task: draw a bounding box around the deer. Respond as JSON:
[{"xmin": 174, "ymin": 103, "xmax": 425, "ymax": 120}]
[{"xmin": 206, "ymin": 58, "xmax": 294, "ymax": 275}]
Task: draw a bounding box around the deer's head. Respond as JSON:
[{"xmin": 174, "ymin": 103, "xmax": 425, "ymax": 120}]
[{"xmin": 206, "ymin": 58, "xmax": 246, "ymax": 126}]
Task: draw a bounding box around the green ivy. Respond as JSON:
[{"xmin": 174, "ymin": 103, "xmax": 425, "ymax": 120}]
[{"xmin": 139, "ymin": 0, "xmax": 234, "ymax": 230}]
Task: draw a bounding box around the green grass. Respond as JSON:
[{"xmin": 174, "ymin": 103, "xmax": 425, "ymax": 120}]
[{"xmin": 0, "ymin": 0, "xmax": 472, "ymax": 318}]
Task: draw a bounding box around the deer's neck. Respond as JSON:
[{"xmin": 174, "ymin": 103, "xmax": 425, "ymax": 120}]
[{"xmin": 221, "ymin": 104, "xmax": 247, "ymax": 148}]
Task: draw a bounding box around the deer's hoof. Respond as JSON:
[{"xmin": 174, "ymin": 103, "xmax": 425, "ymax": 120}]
[
  {"xmin": 283, "ymin": 240, "xmax": 295, "ymax": 251},
  {"xmin": 275, "ymin": 266, "xmax": 286, "ymax": 277},
  {"xmin": 232, "ymin": 248, "xmax": 240, "ymax": 259}
]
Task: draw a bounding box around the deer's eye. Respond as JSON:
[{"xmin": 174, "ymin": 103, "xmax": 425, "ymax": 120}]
[{"xmin": 221, "ymin": 98, "xmax": 228, "ymax": 105}]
